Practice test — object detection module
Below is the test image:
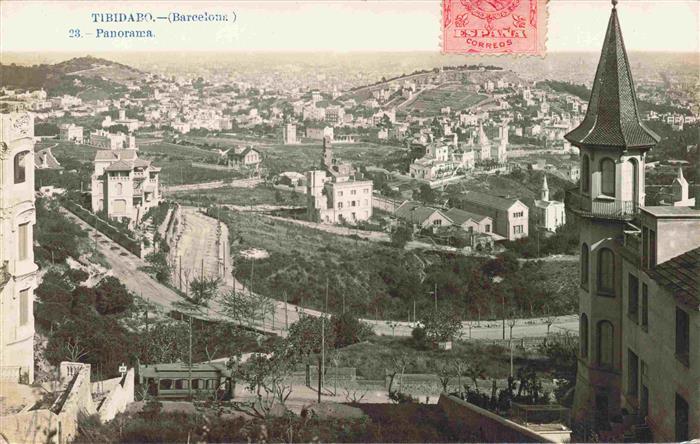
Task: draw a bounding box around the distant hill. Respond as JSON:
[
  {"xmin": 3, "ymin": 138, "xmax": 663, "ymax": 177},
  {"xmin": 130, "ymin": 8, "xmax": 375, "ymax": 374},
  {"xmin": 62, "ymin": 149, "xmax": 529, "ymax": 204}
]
[{"xmin": 0, "ymin": 56, "xmax": 141, "ymax": 98}]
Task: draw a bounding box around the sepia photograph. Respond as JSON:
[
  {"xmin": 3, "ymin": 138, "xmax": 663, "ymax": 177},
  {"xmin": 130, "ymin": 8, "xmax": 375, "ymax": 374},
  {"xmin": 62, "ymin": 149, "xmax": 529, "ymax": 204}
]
[{"xmin": 0, "ymin": 0, "xmax": 698, "ymax": 442}]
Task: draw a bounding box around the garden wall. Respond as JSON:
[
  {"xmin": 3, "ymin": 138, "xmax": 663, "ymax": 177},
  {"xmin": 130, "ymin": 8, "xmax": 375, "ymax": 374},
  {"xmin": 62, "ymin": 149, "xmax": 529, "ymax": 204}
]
[{"xmin": 438, "ymin": 394, "xmax": 555, "ymax": 443}]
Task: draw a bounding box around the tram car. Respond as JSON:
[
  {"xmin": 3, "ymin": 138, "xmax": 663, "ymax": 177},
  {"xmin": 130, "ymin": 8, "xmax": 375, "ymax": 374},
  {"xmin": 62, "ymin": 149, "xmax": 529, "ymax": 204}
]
[{"xmin": 138, "ymin": 362, "xmax": 234, "ymax": 400}]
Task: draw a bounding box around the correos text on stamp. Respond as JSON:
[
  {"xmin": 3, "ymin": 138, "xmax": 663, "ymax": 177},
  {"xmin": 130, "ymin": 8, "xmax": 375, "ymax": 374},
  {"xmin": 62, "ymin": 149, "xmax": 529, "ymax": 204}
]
[{"xmin": 442, "ymin": 0, "xmax": 547, "ymax": 56}]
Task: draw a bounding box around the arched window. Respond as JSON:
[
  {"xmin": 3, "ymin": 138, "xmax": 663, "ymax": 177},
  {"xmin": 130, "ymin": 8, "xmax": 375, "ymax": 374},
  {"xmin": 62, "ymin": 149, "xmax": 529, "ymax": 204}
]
[
  {"xmin": 580, "ymin": 313, "xmax": 589, "ymax": 358},
  {"xmin": 597, "ymin": 320, "xmax": 614, "ymax": 367},
  {"xmin": 598, "ymin": 248, "xmax": 615, "ymax": 295},
  {"xmin": 14, "ymin": 151, "xmax": 29, "ymax": 184},
  {"xmin": 600, "ymin": 158, "xmax": 616, "ymax": 197},
  {"xmin": 581, "ymin": 155, "xmax": 590, "ymax": 193},
  {"xmin": 581, "ymin": 243, "xmax": 589, "ymax": 290},
  {"xmin": 116, "ymin": 182, "xmax": 123, "ymax": 195}
]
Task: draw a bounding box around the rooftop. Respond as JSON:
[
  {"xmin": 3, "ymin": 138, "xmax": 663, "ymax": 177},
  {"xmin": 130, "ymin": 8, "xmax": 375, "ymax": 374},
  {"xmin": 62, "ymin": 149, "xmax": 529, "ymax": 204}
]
[
  {"xmin": 459, "ymin": 191, "xmax": 523, "ymax": 212},
  {"xmin": 564, "ymin": 7, "xmax": 660, "ymax": 149},
  {"xmin": 649, "ymin": 247, "xmax": 700, "ymax": 310},
  {"xmin": 642, "ymin": 206, "xmax": 700, "ymax": 218},
  {"xmin": 444, "ymin": 207, "xmax": 490, "ymax": 225}
]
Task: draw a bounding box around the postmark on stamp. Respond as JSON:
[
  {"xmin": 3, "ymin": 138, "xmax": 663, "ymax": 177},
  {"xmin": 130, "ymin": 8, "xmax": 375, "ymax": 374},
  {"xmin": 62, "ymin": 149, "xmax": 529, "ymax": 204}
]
[{"xmin": 442, "ymin": 0, "xmax": 547, "ymax": 56}]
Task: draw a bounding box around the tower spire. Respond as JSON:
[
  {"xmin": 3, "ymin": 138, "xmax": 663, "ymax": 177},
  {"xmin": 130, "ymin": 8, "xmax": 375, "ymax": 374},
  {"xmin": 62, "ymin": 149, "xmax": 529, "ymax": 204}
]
[
  {"xmin": 541, "ymin": 174, "xmax": 549, "ymax": 201},
  {"xmin": 564, "ymin": 4, "xmax": 659, "ymax": 150}
]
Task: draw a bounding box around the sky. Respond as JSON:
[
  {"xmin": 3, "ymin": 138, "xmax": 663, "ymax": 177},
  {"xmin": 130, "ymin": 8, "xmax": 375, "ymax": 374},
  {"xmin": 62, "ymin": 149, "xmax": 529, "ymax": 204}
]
[{"xmin": 0, "ymin": 0, "xmax": 698, "ymax": 53}]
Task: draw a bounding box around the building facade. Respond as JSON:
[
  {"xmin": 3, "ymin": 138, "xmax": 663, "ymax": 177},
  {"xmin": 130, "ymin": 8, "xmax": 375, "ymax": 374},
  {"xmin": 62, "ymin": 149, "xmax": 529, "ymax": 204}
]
[
  {"xmin": 0, "ymin": 112, "xmax": 38, "ymax": 383},
  {"xmin": 535, "ymin": 175, "xmax": 566, "ymax": 232},
  {"xmin": 59, "ymin": 123, "xmax": 84, "ymax": 144},
  {"xmin": 564, "ymin": 5, "xmax": 699, "ymax": 441},
  {"xmin": 457, "ymin": 191, "xmax": 528, "ymax": 240},
  {"xmin": 283, "ymin": 123, "xmax": 298, "ymax": 145},
  {"xmin": 91, "ymin": 149, "xmax": 161, "ymax": 226},
  {"xmin": 90, "ymin": 130, "xmax": 136, "ymax": 150},
  {"xmin": 306, "ymin": 137, "xmax": 373, "ymax": 224}
]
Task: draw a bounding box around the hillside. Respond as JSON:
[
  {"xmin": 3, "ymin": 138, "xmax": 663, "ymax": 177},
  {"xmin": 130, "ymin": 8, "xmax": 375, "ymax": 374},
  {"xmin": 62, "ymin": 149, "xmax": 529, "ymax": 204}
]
[{"xmin": 0, "ymin": 56, "xmax": 140, "ymax": 98}]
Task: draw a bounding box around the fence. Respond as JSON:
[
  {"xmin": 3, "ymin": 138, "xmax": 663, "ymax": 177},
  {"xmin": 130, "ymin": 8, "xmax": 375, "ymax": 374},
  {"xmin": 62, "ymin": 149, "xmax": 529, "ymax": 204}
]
[{"xmin": 61, "ymin": 199, "xmax": 143, "ymax": 257}]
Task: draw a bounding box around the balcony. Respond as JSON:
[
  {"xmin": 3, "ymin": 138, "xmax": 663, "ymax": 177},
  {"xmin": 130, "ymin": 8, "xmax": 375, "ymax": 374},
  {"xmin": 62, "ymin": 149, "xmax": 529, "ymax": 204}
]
[{"xmin": 565, "ymin": 189, "xmax": 639, "ymax": 221}]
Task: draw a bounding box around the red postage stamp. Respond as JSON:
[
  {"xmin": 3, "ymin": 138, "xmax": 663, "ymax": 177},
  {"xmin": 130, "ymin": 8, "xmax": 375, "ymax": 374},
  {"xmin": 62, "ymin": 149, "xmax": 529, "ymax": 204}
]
[{"xmin": 442, "ymin": 0, "xmax": 547, "ymax": 56}]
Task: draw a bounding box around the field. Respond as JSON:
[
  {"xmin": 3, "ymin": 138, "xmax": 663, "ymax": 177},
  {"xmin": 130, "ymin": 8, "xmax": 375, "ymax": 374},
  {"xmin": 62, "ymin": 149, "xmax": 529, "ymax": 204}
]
[
  {"xmin": 171, "ymin": 184, "xmax": 302, "ymax": 206},
  {"xmin": 257, "ymin": 142, "xmax": 406, "ymax": 175},
  {"xmin": 217, "ymin": 207, "xmax": 578, "ymax": 321},
  {"xmin": 405, "ymin": 84, "xmax": 489, "ymax": 114}
]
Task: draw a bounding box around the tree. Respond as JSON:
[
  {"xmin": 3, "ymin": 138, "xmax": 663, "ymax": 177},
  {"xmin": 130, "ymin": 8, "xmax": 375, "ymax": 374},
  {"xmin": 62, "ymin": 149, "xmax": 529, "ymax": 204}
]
[
  {"xmin": 94, "ymin": 276, "xmax": 134, "ymax": 315},
  {"xmin": 286, "ymin": 315, "xmax": 336, "ymax": 403},
  {"xmin": 331, "ymin": 312, "xmax": 374, "ymax": 348},
  {"xmin": 420, "ymin": 308, "xmax": 462, "ymax": 344},
  {"xmin": 437, "ymin": 360, "xmax": 452, "ymax": 393},
  {"xmin": 188, "ymin": 276, "xmax": 220, "ymax": 307},
  {"xmin": 390, "ymin": 224, "xmax": 413, "ymax": 249},
  {"xmin": 227, "ymin": 343, "xmax": 295, "ymax": 418}
]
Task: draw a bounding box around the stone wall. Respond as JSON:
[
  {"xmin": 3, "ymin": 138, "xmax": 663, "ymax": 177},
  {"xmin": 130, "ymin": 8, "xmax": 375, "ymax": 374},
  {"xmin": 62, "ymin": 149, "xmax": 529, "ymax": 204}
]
[
  {"xmin": 438, "ymin": 394, "xmax": 556, "ymax": 443},
  {"xmin": 96, "ymin": 369, "xmax": 135, "ymax": 422}
]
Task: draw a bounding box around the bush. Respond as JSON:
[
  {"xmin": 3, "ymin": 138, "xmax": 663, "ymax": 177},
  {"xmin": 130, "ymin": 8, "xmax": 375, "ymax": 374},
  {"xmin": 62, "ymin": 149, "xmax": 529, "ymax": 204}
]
[
  {"xmin": 420, "ymin": 308, "xmax": 462, "ymax": 343},
  {"xmin": 411, "ymin": 326, "xmax": 427, "ymax": 348},
  {"xmin": 94, "ymin": 276, "xmax": 134, "ymax": 315},
  {"xmin": 331, "ymin": 312, "xmax": 374, "ymax": 348}
]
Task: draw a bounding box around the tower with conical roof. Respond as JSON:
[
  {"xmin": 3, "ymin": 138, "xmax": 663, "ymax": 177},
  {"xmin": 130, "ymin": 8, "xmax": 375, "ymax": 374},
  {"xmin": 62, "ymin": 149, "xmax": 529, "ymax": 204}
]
[{"xmin": 564, "ymin": 1, "xmax": 660, "ymax": 425}]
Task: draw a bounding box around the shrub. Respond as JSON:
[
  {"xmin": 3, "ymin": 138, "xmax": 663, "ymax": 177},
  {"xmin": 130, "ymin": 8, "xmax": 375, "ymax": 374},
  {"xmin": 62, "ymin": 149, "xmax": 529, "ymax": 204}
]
[
  {"xmin": 94, "ymin": 276, "xmax": 134, "ymax": 315},
  {"xmin": 411, "ymin": 326, "xmax": 427, "ymax": 348},
  {"xmin": 420, "ymin": 308, "xmax": 462, "ymax": 343},
  {"xmin": 331, "ymin": 312, "xmax": 374, "ymax": 348}
]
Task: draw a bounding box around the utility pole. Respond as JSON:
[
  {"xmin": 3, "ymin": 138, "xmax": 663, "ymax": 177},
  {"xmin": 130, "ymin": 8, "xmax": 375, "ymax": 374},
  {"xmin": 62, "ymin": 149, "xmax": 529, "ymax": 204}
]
[
  {"xmin": 188, "ymin": 314, "xmax": 192, "ymax": 399},
  {"xmin": 322, "ymin": 278, "xmax": 328, "ymax": 388},
  {"xmin": 502, "ymin": 293, "xmax": 506, "ymax": 340},
  {"xmin": 179, "ymin": 256, "xmax": 182, "ymax": 290},
  {"xmin": 284, "ymin": 291, "xmax": 288, "ymax": 330}
]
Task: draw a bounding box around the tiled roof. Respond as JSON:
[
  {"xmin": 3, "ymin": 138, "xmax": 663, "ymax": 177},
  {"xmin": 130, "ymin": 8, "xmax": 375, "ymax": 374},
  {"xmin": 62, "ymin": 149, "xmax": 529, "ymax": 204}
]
[
  {"xmin": 564, "ymin": 8, "xmax": 660, "ymax": 149},
  {"xmin": 444, "ymin": 208, "xmax": 490, "ymax": 225},
  {"xmin": 105, "ymin": 160, "xmax": 133, "ymax": 172},
  {"xmin": 459, "ymin": 191, "xmax": 523, "ymax": 212},
  {"xmin": 649, "ymin": 247, "xmax": 700, "ymax": 310},
  {"xmin": 94, "ymin": 150, "xmax": 120, "ymax": 161},
  {"xmin": 395, "ymin": 201, "xmax": 449, "ymax": 225}
]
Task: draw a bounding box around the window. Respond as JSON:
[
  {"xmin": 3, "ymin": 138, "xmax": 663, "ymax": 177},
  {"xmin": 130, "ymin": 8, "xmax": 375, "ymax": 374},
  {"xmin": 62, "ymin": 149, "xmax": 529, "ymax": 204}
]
[
  {"xmin": 364, "ymin": 189, "xmax": 369, "ymax": 194},
  {"xmin": 642, "ymin": 226, "xmax": 649, "ymax": 268},
  {"xmin": 597, "ymin": 320, "xmax": 614, "ymax": 368},
  {"xmin": 627, "ymin": 349, "xmax": 638, "ymax": 397},
  {"xmin": 675, "ymin": 307, "xmax": 689, "ymax": 366},
  {"xmin": 514, "ymin": 225, "xmax": 524, "ymax": 234},
  {"xmin": 597, "ymin": 248, "xmax": 615, "ymax": 295},
  {"xmin": 485, "ymin": 224, "xmax": 490, "ymax": 233},
  {"xmin": 19, "ymin": 288, "xmax": 29, "ymax": 326},
  {"xmin": 513, "ymin": 211, "xmax": 524, "ymax": 218},
  {"xmin": 159, "ymin": 379, "xmax": 173, "ymax": 390},
  {"xmin": 113, "ymin": 199, "xmax": 127, "ymax": 214},
  {"xmin": 675, "ymin": 394, "xmax": 689, "ymax": 442},
  {"xmin": 580, "ymin": 313, "xmax": 589, "ymax": 358},
  {"xmin": 641, "ymin": 283, "xmax": 649, "ymax": 330},
  {"xmin": 351, "ymin": 189, "xmax": 356, "ymax": 195},
  {"xmin": 14, "ymin": 151, "xmax": 29, "ymax": 184},
  {"xmin": 433, "ymin": 219, "xmax": 442, "ymax": 226},
  {"xmin": 601, "ymin": 158, "xmax": 616, "ymax": 197},
  {"xmin": 338, "ymin": 202, "xmax": 343, "ymax": 209},
  {"xmin": 338, "ymin": 191, "xmax": 343, "ymax": 197},
  {"xmin": 581, "ymin": 154, "xmax": 590, "ymax": 193},
  {"xmin": 116, "ymin": 182, "xmax": 123, "ymax": 195},
  {"xmin": 581, "ymin": 243, "xmax": 589, "ymax": 290},
  {"xmin": 628, "ymin": 274, "xmax": 639, "ymax": 323},
  {"xmin": 351, "ymin": 200, "xmax": 356, "ymax": 207},
  {"xmin": 18, "ymin": 222, "xmax": 29, "ymax": 261}
]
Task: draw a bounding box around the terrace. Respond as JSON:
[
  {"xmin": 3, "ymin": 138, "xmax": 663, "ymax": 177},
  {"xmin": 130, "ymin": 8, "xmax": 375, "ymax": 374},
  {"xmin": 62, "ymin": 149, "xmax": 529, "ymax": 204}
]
[{"xmin": 565, "ymin": 188, "xmax": 639, "ymax": 221}]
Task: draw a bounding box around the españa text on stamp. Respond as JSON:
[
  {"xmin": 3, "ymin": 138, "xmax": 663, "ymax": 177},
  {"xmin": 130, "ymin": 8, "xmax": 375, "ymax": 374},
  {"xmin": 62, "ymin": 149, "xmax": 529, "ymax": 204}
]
[{"xmin": 442, "ymin": 0, "xmax": 547, "ymax": 56}]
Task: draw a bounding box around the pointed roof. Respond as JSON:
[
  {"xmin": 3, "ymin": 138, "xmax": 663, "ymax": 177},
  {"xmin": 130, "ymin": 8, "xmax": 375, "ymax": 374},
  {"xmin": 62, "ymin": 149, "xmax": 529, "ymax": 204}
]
[
  {"xmin": 564, "ymin": 6, "xmax": 659, "ymax": 149},
  {"xmin": 478, "ymin": 122, "xmax": 489, "ymax": 146},
  {"xmin": 542, "ymin": 174, "xmax": 549, "ymax": 191}
]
